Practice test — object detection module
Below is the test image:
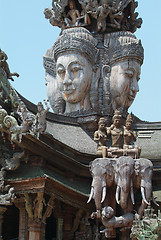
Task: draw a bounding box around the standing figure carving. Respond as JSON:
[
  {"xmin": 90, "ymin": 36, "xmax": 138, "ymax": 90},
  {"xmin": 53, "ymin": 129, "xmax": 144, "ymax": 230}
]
[
  {"xmin": 33, "ymin": 192, "xmax": 46, "ymax": 220},
  {"xmin": 17, "ymin": 101, "xmax": 34, "ymax": 133},
  {"xmin": 32, "ymin": 100, "xmax": 49, "ymax": 138}
]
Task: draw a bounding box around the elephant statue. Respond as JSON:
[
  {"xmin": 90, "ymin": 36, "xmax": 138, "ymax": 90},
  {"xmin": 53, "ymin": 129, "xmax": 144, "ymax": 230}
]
[
  {"xmin": 134, "ymin": 158, "xmax": 158, "ymax": 217},
  {"xmin": 115, "ymin": 156, "xmax": 135, "ymax": 212},
  {"xmin": 88, "ymin": 156, "xmax": 157, "ymax": 221},
  {"xmin": 87, "ymin": 158, "xmax": 115, "ymax": 218}
]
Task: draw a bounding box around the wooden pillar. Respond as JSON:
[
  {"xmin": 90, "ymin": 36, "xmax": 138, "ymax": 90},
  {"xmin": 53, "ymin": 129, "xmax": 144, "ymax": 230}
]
[
  {"xmin": 0, "ymin": 206, "xmax": 7, "ymax": 240},
  {"xmin": 63, "ymin": 206, "xmax": 74, "ymax": 240},
  {"xmin": 14, "ymin": 199, "xmax": 28, "ymax": 240},
  {"xmin": 28, "ymin": 221, "xmax": 44, "ymax": 240},
  {"xmin": 57, "ymin": 217, "xmax": 63, "ymax": 240}
]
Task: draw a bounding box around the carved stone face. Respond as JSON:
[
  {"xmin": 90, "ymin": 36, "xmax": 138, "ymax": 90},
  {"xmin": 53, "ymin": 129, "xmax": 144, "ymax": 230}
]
[
  {"xmin": 110, "ymin": 60, "xmax": 141, "ymax": 110},
  {"xmin": 37, "ymin": 105, "xmax": 43, "ymax": 112},
  {"xmin": 20, "ymin": 106, "xmax": 26, "ymax": 114},
  {"xmin": 99, "ymin": 123, "xmax": 105, "ymax": 131},
  {"xmin": 113, "ymin": 118, "xmax": 121, "ymax": 128},
  {"xmin": 125, "ymin": 121, "xmax": 132, "ymax": 130},
  {"xmin": 56, "ymin": 52, "xmax": 92, "ymax": 105}
]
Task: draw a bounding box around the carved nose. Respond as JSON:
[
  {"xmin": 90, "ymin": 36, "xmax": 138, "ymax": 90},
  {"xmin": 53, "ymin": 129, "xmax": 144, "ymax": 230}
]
[
  {"xmin": 131, "ymin": 78, "xmax": 139, "ymax": 93},
  {"xmin": 63, "ymin": 72, "xmax": 72, "ymax": 86}
]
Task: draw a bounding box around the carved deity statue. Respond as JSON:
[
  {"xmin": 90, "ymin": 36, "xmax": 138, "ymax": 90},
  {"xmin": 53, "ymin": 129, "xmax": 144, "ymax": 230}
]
[
  {"xmin": 96, "ymin": 1, "xmax": 112, "ymax": 32},
  {"xmin": 44, "ymin": 27, "xmax": 100, "ymax": 114},
  {"xmin": 44, "ymin": 0, "xmax": 142, "ymax": 33},
  {"xmin": 106, "ymin": 110, "xmax": 123, "ymax": 149},
  {"xmin": 0, "ymin": 49, "xmax": 19, "ymax": 81},
  {"xmin": 32, "ymin": 100, "xmax": 49, "ymax": 137},
  {"xmin": 33, "ymin": 192, "xmax": 46, "ymax": 220},
  {"xmin": 124, "ymin": 113, "xmax": 136, "ymax": 148},
  {"xmin": 123, "ymin": 113, "xmax": 141, "ymax": 158},
  {"xmin": 94, "ymin": 118, "xmax": 108, "ymax": 158},
  {"xmin": 66, "ymin": 0, "xmax": 80, "ymax": 26},
  {"xmin": 103, "ymin": 31, "xmax": 144, "ymax": 112},
  {"xmin": 17, "ymin": 101, "xmax": 34, "ymax": 132}
]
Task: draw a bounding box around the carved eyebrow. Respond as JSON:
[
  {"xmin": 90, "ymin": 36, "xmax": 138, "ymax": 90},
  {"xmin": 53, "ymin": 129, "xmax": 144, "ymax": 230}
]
[
  {"xmin": 69, "ymin": 61, "xmax": 85, "ymax": 68},
  {"xmin": 56, "ymin": 64, "xmax": 65, "ymax": 69},
  {"xmin": 125, "ymin": 68, "xmax": 135, "ymax": 73}
]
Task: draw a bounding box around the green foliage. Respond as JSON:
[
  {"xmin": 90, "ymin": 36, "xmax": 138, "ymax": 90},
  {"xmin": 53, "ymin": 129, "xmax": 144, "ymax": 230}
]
[{"xmin": 130, "ymin": 207, "xmax": 161, "ymax": 240}]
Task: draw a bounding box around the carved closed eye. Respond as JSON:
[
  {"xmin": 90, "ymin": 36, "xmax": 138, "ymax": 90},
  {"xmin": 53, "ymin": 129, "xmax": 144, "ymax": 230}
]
[
  {"xmin": 57, "ymin": 69, "xmax": 65, "ymax": 75},
  {"xmin": 71, "ymin": 67, "xmax": 82, "ymax": 72},
  {"xmin": 125, "ymin": 70, "xmax": 134, "ymax": 78}
]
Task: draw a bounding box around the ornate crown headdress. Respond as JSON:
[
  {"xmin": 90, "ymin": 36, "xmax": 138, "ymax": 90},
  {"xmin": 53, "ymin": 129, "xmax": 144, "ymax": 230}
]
[
  {"xmin": 104, "ymin": 31, "xmax": 144, "ymax": 65},
  {"xmin": 37, "ymin": 102, "xmax": 44, "ymax": 107},
  {"xmin": 43, "ymin": 27, "xmax": 99, "ymax": 74},
  {"xmin": 126, "ymin": 113, "xmax": 133, "ymax": 123},
  {"xmin": 98, "ymin": 117, "xmax": 106, "ymax": 125},
  {"xmin": 112, "ymin": 110, "xmax": 122, "ymax": 121},
  {"xmin": 53, "ymin": 27, "xmax": 99, "ymax": 64}
]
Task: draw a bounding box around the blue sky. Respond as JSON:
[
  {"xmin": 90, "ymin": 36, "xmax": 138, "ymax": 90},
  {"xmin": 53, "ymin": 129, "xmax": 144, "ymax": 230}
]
[{"xmin": 0, "ymin": 0, "xmax": 161, "ymax": 122}]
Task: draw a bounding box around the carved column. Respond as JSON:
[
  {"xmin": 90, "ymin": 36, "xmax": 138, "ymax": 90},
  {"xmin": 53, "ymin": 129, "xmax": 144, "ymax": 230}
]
[
  {"xmin": 63, "ymin": 206, "xmax": 74, "ymax": 240},
  {"xmin": 14, "ymin": 199, "xmax": 28, "ymax": 240},
  {"xmin": 24, "ymin": 193, "xmax": 55, "ymax": 240},
  {"xmin": 0, "ymin": 206, "xmax": 7, "ymax": 240},
  {"xmin": 57, "ymin": 218, "xmax": 63, "ymax": 240},
  {"xmin": 28, "ymin": 221, "xmax": 44, "ymax": 240}
]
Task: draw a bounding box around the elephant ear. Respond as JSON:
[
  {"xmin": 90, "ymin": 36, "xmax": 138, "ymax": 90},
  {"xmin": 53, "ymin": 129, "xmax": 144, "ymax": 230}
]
[
  {"xmin": 89, "ymin": 158, "xmax": 107, "ymax": 175},
  {"xmin": 134, "ymin": 158, "xmax": 153, "ymax": 182},
  {"xmin": 89, "ymin": 158, "xmax": 100, "ymax": 173}
]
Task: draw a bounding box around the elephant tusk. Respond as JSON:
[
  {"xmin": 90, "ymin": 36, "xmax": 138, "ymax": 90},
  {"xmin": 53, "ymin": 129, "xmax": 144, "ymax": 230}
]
[
  {"xmin": 101, "ymin": 186, "xmax": 106, "ymax": 203},
  {"xmin": 130, "ymin": 181, "xmax": 135, "ymax": 205},
  {"xmin": 115, "ymin": 185, "xmax": 120, "ymax": 205},
  {"xmin": 87, "ymin": 187, "xmax": 94, "ymax": 203},
  {"xmin": 152, "ymin": 194, "xmax": 159, "ymax": 206},
  {"xmin": 141, "ymin": 186, "xmax": 150, "ymax": 205}
]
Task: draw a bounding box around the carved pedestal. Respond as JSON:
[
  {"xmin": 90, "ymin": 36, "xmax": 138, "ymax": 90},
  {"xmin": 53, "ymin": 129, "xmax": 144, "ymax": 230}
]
[{"xmin": 0, "ymin": 206, "xmax": 7, "ymax": 240}]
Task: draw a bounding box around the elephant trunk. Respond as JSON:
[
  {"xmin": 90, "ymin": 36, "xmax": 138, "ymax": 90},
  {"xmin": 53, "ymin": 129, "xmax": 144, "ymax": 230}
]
[
  {"xmin": 87, "ymin": 176, "xmax": 107, "ymax": 213},
  {"xmin": 117, "ymin": 177, "xmax": 134, "ymax": 209}
]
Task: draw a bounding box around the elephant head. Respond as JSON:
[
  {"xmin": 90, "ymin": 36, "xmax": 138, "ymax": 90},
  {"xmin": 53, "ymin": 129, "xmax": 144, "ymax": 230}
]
[
  {"xmin": 134, "ymin": 158, "xmax": 155, "ymax": 216},
  {"xmin": 115, "ymin": 156, "xmax": 135, "ymax": 210},
  {"xmin": 87, "ymin": 158, "xmax": 114, "ymax": 217}
]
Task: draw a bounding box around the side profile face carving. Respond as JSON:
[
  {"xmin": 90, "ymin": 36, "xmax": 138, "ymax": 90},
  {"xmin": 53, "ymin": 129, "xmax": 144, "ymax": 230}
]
[
  {"xmin": 103, "ymin": 31, "xmax": 144, "ymax": 112},
  {"xmin": 56, "ymin": 52, "xmax": 92, "ymax": 112},
  {"xmin": 110, "ymin": 59, "xmax": 140, "ymax": 110}
]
